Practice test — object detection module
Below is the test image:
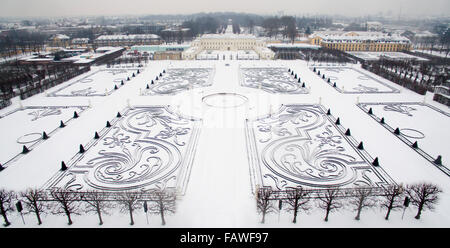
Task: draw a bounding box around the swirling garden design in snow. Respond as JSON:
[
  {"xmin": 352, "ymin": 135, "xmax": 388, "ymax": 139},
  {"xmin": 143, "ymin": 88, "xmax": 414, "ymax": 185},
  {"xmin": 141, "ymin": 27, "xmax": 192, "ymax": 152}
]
[
  {"xmin": 44, "ymin": 106, "xmax": 201, "ymax": 193},
  {"xmin": 245, "ymin": 104, "xmax": 394, "ymax": 192}
]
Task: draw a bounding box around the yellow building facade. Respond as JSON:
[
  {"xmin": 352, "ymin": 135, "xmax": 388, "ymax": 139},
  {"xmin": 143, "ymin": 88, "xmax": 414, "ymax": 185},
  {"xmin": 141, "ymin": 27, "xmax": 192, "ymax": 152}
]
[{"xmin": 310, "ymin": 31, "xmax": 411, "ymax": 52}]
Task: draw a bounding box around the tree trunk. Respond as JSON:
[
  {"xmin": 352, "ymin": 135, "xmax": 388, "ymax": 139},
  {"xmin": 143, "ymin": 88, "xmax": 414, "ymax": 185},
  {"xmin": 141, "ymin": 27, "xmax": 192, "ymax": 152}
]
[
  {"xmin": 160, "ymin": 209, "xmax": 166, "ymax": 226},
  {"xmin": 415, "ymin": 203, "xmax": 424, "ymax": 219},
  {"xmin": 385, "ymin": 200, "xmax": 393, "ymax": 220},
  {"xmin": 261, "ymin": 210, "xmax": 266, "ymax": 224},
  {"xmin": 324, "ymin": 209, "xmax": 330, "ymax": 222},
  {"xmin": 65, "ymin": 210, "xmax": 73, "ymax": 225},
  {"xmin": 385, "ymin": 207, "xmax": 392, "ymax": 220},
  {"xmin": 292, "ymin": 208, "xmax": 298, "ymax": 223},
  {"xmin": 34, "ymin": 205, "xmax": 42, "ymax": 225},
  {"xmin": 129, "ymin": 206, "xmax": 134, "ymax": 225},
  {"xmin": 0, "ymin": 208, "xmax": 11, "ymax": 226},
  {"xmin": 97, "ymin": 207, "xmax": 103, "ymax": 225}
]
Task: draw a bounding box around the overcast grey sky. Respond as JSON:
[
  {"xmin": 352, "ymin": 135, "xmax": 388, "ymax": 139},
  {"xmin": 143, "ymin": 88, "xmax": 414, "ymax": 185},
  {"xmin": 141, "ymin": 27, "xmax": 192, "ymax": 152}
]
[{"xmin": 0, "ymin": 0, "xmax": 449, "ymax": 18}]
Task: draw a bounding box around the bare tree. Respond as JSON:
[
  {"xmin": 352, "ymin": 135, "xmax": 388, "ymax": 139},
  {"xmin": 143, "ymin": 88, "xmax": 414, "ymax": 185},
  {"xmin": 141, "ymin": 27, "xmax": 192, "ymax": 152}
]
[
  {"xmin": 50, "ymin": 189, "xmax": 82, "ymax": 225},
  {"xmin": 380, "ymin": 185, "xmax": 404, "ymax": 220},
  {"xmin": 149, "ymin": 189, "xmax": 176, "ymax": 225},
  {"xmin": 80, "ymin": 190, "xmax": 114, "ymax": 225},
  {"xmin": 349, "ymin": 187, "xmax": 377, "ymax": 221},
  {"xmin": 20, "ymin": 188, "xmax": 48, "ymax": 225},
  {"xmin": 115, "ymin": 190, "xmax": 142, "ymax": 225},
  {"xmin": 406, "ymin": 183, "xmax": 442, "ymax": 219},
  {"xmin": 0, "ymin": 189, "xmax": 16, "ymax": 226},
  {"xmin": 284, "ymin": 187, "xmax": 311, "ymax": 223},
  {"xmin": 256, "ymin": 188, "xmax": 277, "ymax": 224},
  {"xmin": 316, "ymin": 187, "xmax": 343, "ymax": 222}
]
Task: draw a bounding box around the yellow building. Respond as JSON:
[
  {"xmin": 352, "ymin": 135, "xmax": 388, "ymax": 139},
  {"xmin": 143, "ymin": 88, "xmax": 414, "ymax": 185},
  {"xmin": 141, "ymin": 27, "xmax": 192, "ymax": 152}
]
[
  {"xmin": 48, "ymin": 34, "xmax": 70, "ymax": 48},
  {"xmin": 310, "ymin": 31, "xmax": 411, "ymax": 52}
]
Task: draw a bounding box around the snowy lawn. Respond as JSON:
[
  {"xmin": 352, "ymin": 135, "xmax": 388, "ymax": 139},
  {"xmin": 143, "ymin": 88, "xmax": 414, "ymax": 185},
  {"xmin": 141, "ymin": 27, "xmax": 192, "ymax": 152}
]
[
  {"xmin": 311, "ymin": 65, "xmax": 400, "ymax": 94},
  {"xmin": 48, "ymin": 68, "xmax": 142, "ymax": 97},
  {"xmin": 0, "ymin": 105, "xmax": 87, "ymax": 168},
  {"xmin": 358, "ymin": 102, "xmax": 450, "ymax": 175}
]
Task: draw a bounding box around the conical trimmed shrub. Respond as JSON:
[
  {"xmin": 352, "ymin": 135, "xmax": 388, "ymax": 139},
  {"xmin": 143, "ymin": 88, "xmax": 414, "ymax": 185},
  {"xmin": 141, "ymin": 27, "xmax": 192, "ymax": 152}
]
[
  {"xmin": 357, "ymin": 142, "xmax": 364, "ymax": 150},
  {"xmin": 394, "ymin": 128, "xmax": 400, "ymax": 135},
  {"xmin": 61, "ymin": 161, "xmax": 67, "ymax": 171},
  {"xmin": 42, "ymin": 131, "xmax": 49, "ymax": 140},
  {"xmin": 412, "ymin": 141, "xmax": 418, "ymax": 148},
  {"xmin": 79, "ymin": 144, "xmax": 85, "ymax": 153},
  {"xmin": 434, "ymin": 155, "xmax": 442, "ymax": 165},
  {"xmin": 117, "ymin": 112, "xmax": 122, "ymax": 118},
  {"xmin": 335, "ymin": 117, "xmax": 340, "ymax": 125},
  {"xmin": 22, "ymin": 145, "xmax": 30, "ymax": 154},
  {"xmin": 146, "ymin": 84, "xmax": 150, "ymax": 89},
  {"xmin": 345, "ymin": 129, "xmax": 351, "ymax": 136},
  {"xmin": 114, "ymin": 85, "xmax": 118, "ymax": 90},
  {"xmin": 94, "ymin": 132, "xmax": 100, "ymax": 139},
  {"xmin": 73, "ymin": 111, "xmax": 79, "ymax": 118},
  {"xmin": 372, "ymin": 157, "xmax": 380, "ymax": 166},
  {"xmin": 106, "ymin": 121, "xmax": 111, "ymax": 128},
  {"xmin": 380, "ymin": 117, "xmax": 385, "ymax": 124},
  {"xmin": 368, "ymin": 108, "xmax": 373, "ymax": 115},
  {"xmin": 60, "ymin": 120, "xmax": 66, "ymax": 128}
]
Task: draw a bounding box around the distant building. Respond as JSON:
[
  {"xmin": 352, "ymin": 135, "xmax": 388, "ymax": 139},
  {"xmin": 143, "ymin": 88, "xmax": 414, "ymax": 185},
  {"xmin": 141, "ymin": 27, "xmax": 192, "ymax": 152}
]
[
  {"xmin": 71, "ymin": 38, "xmax": 90, "ymax": 48},
  {"xmin": 310, "ymin": 31, "xmax": 411, "ymax": 52},
  {"xmin": 182, "ymin": 21, "xmax": 274, "ymax": 60},
  {"xmin": 48, "ymin": 34, "xmax": 70, "ymax": 47},
  {"xmin": 366, "ymin": 21, "xmax": 383, "ymax": 31},
  {"xmin": 153, "ymin": 51, "xmax": 182, "ymax": 60},
  {"xmin": 94, "ymin": 34, "xmax": 162, "ymax": 47}
]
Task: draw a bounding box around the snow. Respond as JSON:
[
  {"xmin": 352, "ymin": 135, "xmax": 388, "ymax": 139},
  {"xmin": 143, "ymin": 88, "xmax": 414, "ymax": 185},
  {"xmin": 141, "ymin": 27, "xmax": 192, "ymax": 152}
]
[
  {"xmin": 348, "ymin": 51, "xmax": 429, "ymax": 61},
  {"xmin": 311, "ymin": 64, "xmax": 400, "ymax": 94},
  {"xmin": 0, "ymin": 58, "xmax": 449, "ymax": 228}
]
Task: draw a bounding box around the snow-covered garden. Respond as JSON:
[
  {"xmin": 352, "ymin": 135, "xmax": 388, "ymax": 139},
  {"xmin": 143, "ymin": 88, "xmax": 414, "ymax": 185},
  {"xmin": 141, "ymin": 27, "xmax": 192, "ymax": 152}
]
[{"xmin": 0, "ymin": 59, "xmax": 448, "ymax": 228}]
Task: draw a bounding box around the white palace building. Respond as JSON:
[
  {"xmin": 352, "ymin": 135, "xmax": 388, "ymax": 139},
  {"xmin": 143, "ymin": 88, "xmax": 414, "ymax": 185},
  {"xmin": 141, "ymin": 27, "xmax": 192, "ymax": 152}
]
[{"xmin": 182, "ymin": 20, "xmax": 275, "ymax": 60}]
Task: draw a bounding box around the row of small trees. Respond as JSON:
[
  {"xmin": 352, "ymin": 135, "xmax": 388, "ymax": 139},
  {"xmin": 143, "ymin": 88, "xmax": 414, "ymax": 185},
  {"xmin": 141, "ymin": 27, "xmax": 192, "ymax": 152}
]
[
  {"xmin": 256, "ymin": 183, "xmax": 442, "ymax": 224},
  {"xmin": 0, "ymin": 188, "xmax": 176, "ymax": 227}
]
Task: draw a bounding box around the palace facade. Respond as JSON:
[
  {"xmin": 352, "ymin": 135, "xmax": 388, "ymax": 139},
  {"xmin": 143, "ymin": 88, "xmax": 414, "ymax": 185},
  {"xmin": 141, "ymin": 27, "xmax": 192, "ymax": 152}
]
[{"xmin": 310, "ymin": 31, "xmax": 411, "ymax": 52}]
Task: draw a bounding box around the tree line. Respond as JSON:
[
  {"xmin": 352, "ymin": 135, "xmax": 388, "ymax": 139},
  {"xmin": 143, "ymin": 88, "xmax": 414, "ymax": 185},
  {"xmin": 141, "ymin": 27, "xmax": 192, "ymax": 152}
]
[
  {"xmin": 0, "ymin": 188, "xmax": 176, "ymax": 227},
  {"xmin": 256, "ymin": 182, "xmax": 442, "ymax": 224}
]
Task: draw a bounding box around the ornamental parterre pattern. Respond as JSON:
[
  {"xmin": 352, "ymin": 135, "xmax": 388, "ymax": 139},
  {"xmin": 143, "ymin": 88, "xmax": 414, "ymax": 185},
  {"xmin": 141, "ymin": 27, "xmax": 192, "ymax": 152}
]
[
  {"xmin": 44, "ymin": 106, "xmax": 201, "ymax": 194},
  {"xmin": 0, "ymin": 105, "xmax": 88, "ymax": 169},
  {"xmin": 310, "ymin": 66, "xmax": 400, "ymax": 94},
  {"xmin": 357, "ymin": 102, "xmax": 450, "ymax": 176},
  {"xmin": 142, "ymin": 68, "xmax": 215, "ymax": 95},
  {"xmin": 245, "ymin": 104, "xmax": 394, "ymax": 192},
  {"xmin": 239, "ymin": 67, "xmax": 309, "ymax": 94},
  {"xmin": 48, "ymin": 69, "xmax": 139, "ymax": 97}
]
